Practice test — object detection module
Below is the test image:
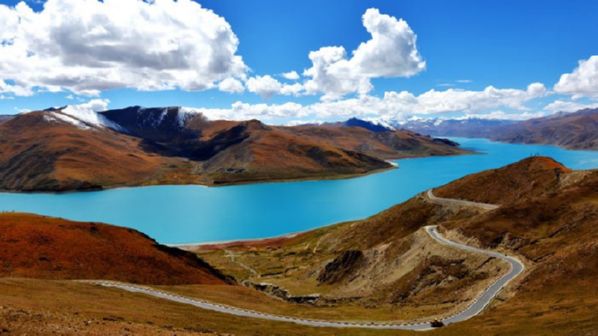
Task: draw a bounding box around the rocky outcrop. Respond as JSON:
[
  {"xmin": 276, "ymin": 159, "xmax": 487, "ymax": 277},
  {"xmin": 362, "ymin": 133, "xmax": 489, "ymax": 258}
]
[
  {"xmin": 243, "ymin": 281, "xmax": 320, "ymax": 304},
  {"xmin": 317, "ymin": 250, "xmax": 365, "ymax": 284}
]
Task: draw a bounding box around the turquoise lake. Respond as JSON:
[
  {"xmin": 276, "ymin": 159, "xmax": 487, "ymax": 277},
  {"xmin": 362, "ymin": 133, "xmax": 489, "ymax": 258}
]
[{"xmin": 0, "ymin": 138, "xmax": 597, "ymax": 244}]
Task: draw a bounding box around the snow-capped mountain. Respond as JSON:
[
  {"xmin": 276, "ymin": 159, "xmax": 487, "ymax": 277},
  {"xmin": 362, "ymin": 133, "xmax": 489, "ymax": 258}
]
[{"xmin": 399, "ymin": 118, "xmax": 517, "ymax": 138}]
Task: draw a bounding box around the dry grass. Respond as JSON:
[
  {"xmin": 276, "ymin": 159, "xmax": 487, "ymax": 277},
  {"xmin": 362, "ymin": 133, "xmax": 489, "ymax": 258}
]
[
  {"xmin": 2, "ymin": 277, "xmax": 595, "ymax": 336},
  {"xmin": 0, "ymin": 213, "xmax": 229, "ymax": 285}
]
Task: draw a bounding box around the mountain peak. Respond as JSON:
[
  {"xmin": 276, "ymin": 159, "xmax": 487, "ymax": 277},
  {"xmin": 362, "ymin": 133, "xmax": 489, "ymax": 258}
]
[
  {"xmin": 344, "ymin": 117, "xmax": 393, "ymax": 133},
  {"xmin": 435, "ymin": 156, "xmax": 572, "ymax": 205},
  {"xmin": 99, "ymin": 106, "xmax": 204, "ymax": 141}
]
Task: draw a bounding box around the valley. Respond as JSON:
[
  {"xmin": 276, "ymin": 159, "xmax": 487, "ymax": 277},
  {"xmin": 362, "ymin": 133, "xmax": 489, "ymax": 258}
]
[
  {"xmin": 1, "ymin": 156, "xmax": 596, "ymax": 335},
  {"xmin": 1, "ymin": 1, "xmax": 596, "ymax": 335},
  {"xmin": 1, "ymin": 137, "xmax": 596, "ymax": 244}
]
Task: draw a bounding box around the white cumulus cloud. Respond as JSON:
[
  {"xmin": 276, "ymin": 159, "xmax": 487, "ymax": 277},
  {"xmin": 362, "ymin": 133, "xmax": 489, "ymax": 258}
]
[
  {"xmin": 302, "ymin": 8, "xmax": 425, "ymax": 101},
  {"xmin": 351, "ymin": 8, "xmax": 426, "ymax": 78},
  {"xmin": 281, "ymin": 71, "xmax": 300, "ymax": 80},
  {"xmin": 0, "ymin": 0, "xmax": 247, "ymax": 96},
  {"xmin": 184, "ymin": 101, "xmax": 307, "ymax": 121},
  {"xmin": 543, "ymin": 99, "xmax": 598, "ymax": 113},
  {"xmin": 246, "ymin": 75, "xmax": 283, "ymax": 98},
  {"xmin": 190, "ymin": 83, "xmax": 548, "ymax": 124},
  {"xmin": 554, "ymin": 55, "xmax": 598, "ymax": 99},
  {"xmin": 218, "ymin": 78, "xmax": 245, "ymax": 93},
  {"xmin": 246, "ymin": 75, "xmax": 304, "ymax": 98}
]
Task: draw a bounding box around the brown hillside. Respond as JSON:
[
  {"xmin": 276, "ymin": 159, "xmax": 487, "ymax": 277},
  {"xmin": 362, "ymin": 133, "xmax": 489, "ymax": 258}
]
[
  {"xmin": 404, "ymin": 108, "xmax": 598, "ymax": 150},
  {"xmin": 201, "ymin": 123, "xmax": 393, "ymax": 185},
  {"xmin": 0, "ymin": 107, "xmax": 467, "ymax": 191},
  {"xmin": 196, "ymin": 191, "xmax": 498, "ymax": 310},
  {"xmin": 0, "ymin": 112, "xmax": 190, "ymax": 191},
  {"xmin": 434, "ymin": 156, "xmax": 572, "ymax": 205},
  {"xmin": 492, "ymin": 108, "xmax": 598, "ymax": 150},
  {"xmin": 196, "ymin": 157, "xmax": 597, "ymax": 334},
  {"xmin": 0, "ymin": 213, "xmax": 231, "ymax": 285},
  {"xmin": 290, "ymin": 124, "xmax": 466, "ymax": 160},
  {"xmin": 440, "ymin": 165, "xmax": 598, "ymax": 335}
]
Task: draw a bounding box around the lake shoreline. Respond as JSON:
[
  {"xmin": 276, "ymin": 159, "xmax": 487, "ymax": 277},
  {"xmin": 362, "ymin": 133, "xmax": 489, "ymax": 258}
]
[
  {"xmin": 0, "ymin": 164, "xmax": 398, "ymax": 195},
  {"xmin": 1, "ymin": 138, "xmax": 596, "ymax": 245},
  {"xmin": 0, "ymin": 150, "xmax": 476, "ymax": 195}
]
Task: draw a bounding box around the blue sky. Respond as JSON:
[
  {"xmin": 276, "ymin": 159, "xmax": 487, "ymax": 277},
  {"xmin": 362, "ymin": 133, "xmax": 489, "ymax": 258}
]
[
  {"xmin": 0, "ymin": 0, "xmax": 597, "ymax": 123},
  {"xmin": 202, "ymin": 0, "xmax": 597, "ymax": 92}
]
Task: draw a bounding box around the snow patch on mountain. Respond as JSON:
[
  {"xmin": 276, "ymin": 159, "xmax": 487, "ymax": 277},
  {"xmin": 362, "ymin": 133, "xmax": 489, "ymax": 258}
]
[
  {"xmin": 51, "ymin": 99, "xmax": 123, "ymax": 131},
  {"xmin": 155, "ymin": 108, "xmax": 168, "ymax": 127},
  {"xmin": 45, "ymin": 112, "xmax": 91, "ymax": 130}
]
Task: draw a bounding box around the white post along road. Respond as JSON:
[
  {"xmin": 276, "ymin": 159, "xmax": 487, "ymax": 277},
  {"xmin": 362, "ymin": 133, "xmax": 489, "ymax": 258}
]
[{"xmin": 87, "ymin": 191, "xmax": 524, "ymax": 331}]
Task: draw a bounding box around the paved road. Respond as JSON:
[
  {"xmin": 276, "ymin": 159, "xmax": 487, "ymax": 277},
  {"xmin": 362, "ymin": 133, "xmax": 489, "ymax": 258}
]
[
  {"xmin": 426, "ymin": 189, "xmax": 499, "ymax": 211},
  {"xmin": 424, "ymin": 226, "xmax": 525, "ymax": 324},
  {"xmin": 86, "ymin": 223, "xmax": 524, "ymax": 331}
]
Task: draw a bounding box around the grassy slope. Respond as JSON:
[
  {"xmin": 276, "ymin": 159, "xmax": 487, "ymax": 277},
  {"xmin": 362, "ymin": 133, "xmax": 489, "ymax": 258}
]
[
  {"xmin": 1, "ymin": 157, "xmax": 595, "ymax": 335},
  {"xmin": 439, "ymin": 160, "xmax": 598, "ymax": 335},
  {"xmin": 194, "ymin": 195, "xmax": 506, "ymax": 319},
  {"xmin": 0, "ymin": 213, "xmax": 230, "ymax": 285},
  {"xmin": 194, "ymin": 157, "xmax": 598, "ymax": 335},
  {"xmin": 434, "ymin": 156, "xmax": 572, "ymax": 205},
  {"xmin": 1, "ymin": 274, "xmax": 594, "ymax": 336}
]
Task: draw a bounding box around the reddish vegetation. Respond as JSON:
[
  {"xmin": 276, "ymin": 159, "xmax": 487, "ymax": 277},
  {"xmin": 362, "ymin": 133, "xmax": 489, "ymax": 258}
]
[
  {"xmin": 435, "ymin": 156, "xmax": 572, "ymax": 205},
  {"xmin": 0, "ymin": 213, "xmax": 231, "ymax": 285}
]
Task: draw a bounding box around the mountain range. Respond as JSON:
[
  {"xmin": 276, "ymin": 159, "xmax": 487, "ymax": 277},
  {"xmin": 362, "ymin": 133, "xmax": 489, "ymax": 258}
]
[
  {"xmin": 402, "ymin": 108, "xmax": 598, "ymax": 150},
  {"xmin": 0, "ymin": 106, "xmax": 465, "ymax": 192}
]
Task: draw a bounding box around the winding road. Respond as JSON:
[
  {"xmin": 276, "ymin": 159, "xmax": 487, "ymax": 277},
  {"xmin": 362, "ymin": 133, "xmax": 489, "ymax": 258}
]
[
  {"xmin": 87, "ymin": 191, "xmax": 524, "ymax": 331},
  {"xmin": 426, "ymin": 189, "xmax": 499, "ymax": 211}
]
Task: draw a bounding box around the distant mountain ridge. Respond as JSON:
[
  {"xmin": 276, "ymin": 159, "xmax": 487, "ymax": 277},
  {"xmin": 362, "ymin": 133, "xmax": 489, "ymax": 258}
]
[
  {"xmin": 491, "ymin": 108, "xmax": 598, "ymax": 149},
  {"xmin": 402, "ymin": 108, "xmax": 598, "ymax": 150},
  {"xmin": 402, "ymin": 118, "xmax": 517, "ymax": 138},
  {"xmin": 0, "ymin": 115, "xmax": 13, "ymax": 124},
  {"xmin": 342, "ymin": 117, "xmax": 394, "ymax": 133},
  {"xmin": 0, "ymin": 106, "xmax": 466, "ymax": 191}
]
